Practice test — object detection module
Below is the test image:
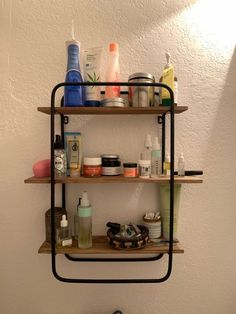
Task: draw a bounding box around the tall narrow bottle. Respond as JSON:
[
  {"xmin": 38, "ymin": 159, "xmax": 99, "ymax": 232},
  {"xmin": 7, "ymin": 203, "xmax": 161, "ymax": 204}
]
[
  {"xmin": 64, "ymin": 40, "xmax": 84, "ymax": 106},
  {"xmin": 78, "ymin": 191, "xmax": 92, "ymax": 248},
  {"xmin": 105, "ymin": 43, "xmax": 120, "ymax": 98},
  {"xmin": 141, "ymin": 134, "xmax": 152, "ymax": 161},
  {"xmin": 151, "ymin": 136, "xmax": 161, "ymax": 177},
  {"xmin": 178, "ymin": 152, "xmax": 185, "ymax": 176},
  {"xmin": 56, "ymin": 215, "xmax": 72, "ymax": 248}
]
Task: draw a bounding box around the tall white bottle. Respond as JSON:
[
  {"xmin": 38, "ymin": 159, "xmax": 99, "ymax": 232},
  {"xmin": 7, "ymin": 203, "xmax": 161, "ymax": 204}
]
[
  {"xmin": 151, "ymin": 137, "xmax": 161, "ymax": 177},
  {"xmin": 141, "ymin": 134, "xmax": 152, "ymax": 161}
]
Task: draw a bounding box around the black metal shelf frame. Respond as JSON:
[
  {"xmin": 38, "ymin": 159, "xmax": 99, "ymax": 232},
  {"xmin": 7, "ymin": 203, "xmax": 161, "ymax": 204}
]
[{"xmin": 50, "ymin": 81, "xmax": 175, "ymax": 283}]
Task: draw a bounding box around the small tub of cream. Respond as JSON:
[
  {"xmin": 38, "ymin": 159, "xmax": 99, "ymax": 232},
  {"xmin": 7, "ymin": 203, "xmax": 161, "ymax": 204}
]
[
  {"xmin": 101, "ymin": 154, "xmax": 121, "ymax": 176},
  {"xmin": 123, "ymin": 163, "xmax": 138, "ymax": 177},
  {"xmin": 138, "ymin": 160, "xmax": 151, "ymax": 178},
  {"xmin": 83, "ymin": 157, "xmax": 102, "ymax": 177}
]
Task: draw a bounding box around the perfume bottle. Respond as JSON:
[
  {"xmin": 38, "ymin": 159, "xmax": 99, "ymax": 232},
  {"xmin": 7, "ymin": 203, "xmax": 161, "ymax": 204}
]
[
  {"xmin": 54, "ymin": 134, "xmax": 67, "ymax": 176},
  {"xmin": 56, "ymin": 215, "xmax": 72, "ymax": 248}
]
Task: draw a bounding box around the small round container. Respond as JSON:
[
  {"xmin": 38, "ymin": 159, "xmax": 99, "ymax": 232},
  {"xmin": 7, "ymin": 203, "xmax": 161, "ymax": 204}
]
[
  {"xmin": 128, "ymin": 72, "xmax": 155, "ymax": 107},
  {"xmin": 138, "ymin": 160, "xmax": 151, "ymax": 178},
  {"xmin": 123, "ymin": 163, "xmax": 138, "ymax": 178},
  {"xmin": 83, "ymin": 157, "xmax": 102, "ymax": 177},
  {"xmin": 101, "ymin": 154, "xmax": 121, "ymax": 176},
  {"xmin": 101, "ymin": 98, "xmax": 126, "ymax": 108}
]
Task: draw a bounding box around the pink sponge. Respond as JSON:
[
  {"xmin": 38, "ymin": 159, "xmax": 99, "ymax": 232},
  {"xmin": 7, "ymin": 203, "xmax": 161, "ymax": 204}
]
[{"xmin": 33, "ymin": 159, "xmax": 51, "ymax": 177}]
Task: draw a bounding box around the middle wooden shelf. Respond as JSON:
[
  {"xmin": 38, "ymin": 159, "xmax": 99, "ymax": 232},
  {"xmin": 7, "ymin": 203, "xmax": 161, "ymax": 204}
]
[{"xmin": 25, "ymin": 175, "xmax": 203, "ymax": 184}]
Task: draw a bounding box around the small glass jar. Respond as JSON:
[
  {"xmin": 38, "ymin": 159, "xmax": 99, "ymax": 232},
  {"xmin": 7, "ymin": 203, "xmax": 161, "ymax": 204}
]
[
  {"xmin": 123, "ymin": 163, "xmax": 138, "ymax": 177},
  {"xmin": 138, "ymin": 160, "xmax": 151, "ymax": 178},
  {"xmin": 83, "ymin": 157, "xmax": 102, "ymax": 177}
]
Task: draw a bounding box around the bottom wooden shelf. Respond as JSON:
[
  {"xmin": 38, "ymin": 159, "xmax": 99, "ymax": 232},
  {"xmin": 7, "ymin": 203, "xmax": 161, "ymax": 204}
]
[{"xmin": 38, "ymin": 236, "xmax": 184, "ymax": 255}]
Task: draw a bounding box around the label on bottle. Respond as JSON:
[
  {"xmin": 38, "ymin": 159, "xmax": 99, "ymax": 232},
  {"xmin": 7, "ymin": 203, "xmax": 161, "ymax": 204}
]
[
  {"xmin": 55, "ymin": 156, "xmax": 64, "ymax": 171},
  {"xmin": 62, "ymin": 238, "xmax": 72, "ymax": 247}
]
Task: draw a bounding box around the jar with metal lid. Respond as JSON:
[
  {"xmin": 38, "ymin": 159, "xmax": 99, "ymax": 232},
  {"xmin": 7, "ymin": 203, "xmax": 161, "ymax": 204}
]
[
  {"xmin": 101, "ymin": 154, "xmax": 121, "ymax": 176},
  {"xmin": 83, "ymin": 157, "xmax": 102, "ymax": 177},
  {"xmin": 101, "ymin": 97, "xmax": 126, "ymax": 108},
  {"xmin": 128, "ymin": 72, "xmax": 155, "ymax": 107}
]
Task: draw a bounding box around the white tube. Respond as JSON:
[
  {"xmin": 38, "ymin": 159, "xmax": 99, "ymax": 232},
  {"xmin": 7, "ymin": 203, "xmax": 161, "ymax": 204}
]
[{"xmin": 83, "ymin": 47, "xmax": 103, "ymax": 106}]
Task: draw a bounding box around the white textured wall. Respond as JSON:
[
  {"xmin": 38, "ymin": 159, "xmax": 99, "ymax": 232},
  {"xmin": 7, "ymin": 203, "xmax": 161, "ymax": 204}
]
[{"xmin": 1, "ymin": 0, "xmax": 236, "ymax": 313}]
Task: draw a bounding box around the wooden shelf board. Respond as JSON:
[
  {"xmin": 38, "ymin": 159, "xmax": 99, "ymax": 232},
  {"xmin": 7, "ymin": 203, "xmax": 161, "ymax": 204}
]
[
  {"xmin": 37, "ymin": 106, "xmax": 188, "ymax": 115},
  {"xmin": 38, "ymin": 236, "xmax": 184, "ymax": 254},
  {"xmin": 25, "ymin": 175, "xmax": 203, "ymax": 184}
]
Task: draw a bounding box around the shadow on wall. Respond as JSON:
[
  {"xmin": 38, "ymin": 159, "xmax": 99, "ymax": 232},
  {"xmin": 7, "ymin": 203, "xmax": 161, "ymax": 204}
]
[{"xmin": 206, "ymin": 46, "xmax": 236, "ymax": 181}]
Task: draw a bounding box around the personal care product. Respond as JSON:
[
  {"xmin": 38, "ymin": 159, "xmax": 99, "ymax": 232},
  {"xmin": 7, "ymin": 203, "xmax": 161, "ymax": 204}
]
[
  {"xmin": 163, "ymin": 153, "xmax": 170, "ymax": 176},
  {"xmin": 83, "ymin": 157, "xmax": 102, "ymax": 177},
  {"xmin": 105, "ymin": 42, "xmax": 120, "ymax": 98},
  {"xmin": 64, "ymin": 132, "xmax": 82, "ymax": 177},
  {"xmin": 78, "ymin": 191, "xmax": 92, "ymax": 248},
  {"xmin": 128, "ymin": 72, "xmax": 155, "ymax": 107},
  {"xmin": 138, "ymin": 159, "xmax": 151, "ymax": 178},
  {"xmin": 141, "ymin": 134, "xmax": 152, "ymax": 160},
  {"xmin": 54, "ymin": 135, "xmax": 67, "ymax": 176},
  {"xmin": 45, "ymin": 207, "xmax": 67, "ymax": 243},
  {"xmin": 56, "ymin": 214, "xmax": 72, "ymax": 247},
  {"xmin": 143, "ymin": 211, "xmax": 162, "ymax": 242},
  {"xmin": 123, "ymin": 163, "xmax": 138, "ymax": 178},
  {"xmin": 159, "ymin": 184, "xmax": 181, "ymax": 241},
  {"xmin": 64, "ymin": 22, "xmax": 84, "ymax": 106},
  {"xmin": 177, "ymin": 153, "xmax": 185, "ymax": 176},
  {"xmin": 160, "ymin": 52, "xmax": 178, "ymax": 106},
  {"xmin": 101, "ymin": 154, "xmax": 121, "ymax": 175},
  {"xmin": 83, "ymin": 47, "xmax": 103, "ymax": 106},
  {"xmin": 151, "ymin": 136, "xmax": 161, "ymax": 177},
  {"xmin": 101, "ymin": 97, "xmax": 126, "ymax": 107},
  {"xmin": 33, "ymin": 159, "xmax": 50, "ymax": 178}
]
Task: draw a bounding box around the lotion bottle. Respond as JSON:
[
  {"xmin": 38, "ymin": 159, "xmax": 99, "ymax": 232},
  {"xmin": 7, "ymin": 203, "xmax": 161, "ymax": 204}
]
[
  {"xmin": 105, "ymin": 42, "xmax": 120, "ymax": 98},
  {"xmin": 78, "ymin": 191, "xmax": 92, "ymax": 248}
]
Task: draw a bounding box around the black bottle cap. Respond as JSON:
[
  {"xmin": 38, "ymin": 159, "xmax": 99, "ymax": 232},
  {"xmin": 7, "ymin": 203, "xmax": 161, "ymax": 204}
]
[{"xmin": 54, "ymin": 134, "xmax": 63, "ymax": 149}]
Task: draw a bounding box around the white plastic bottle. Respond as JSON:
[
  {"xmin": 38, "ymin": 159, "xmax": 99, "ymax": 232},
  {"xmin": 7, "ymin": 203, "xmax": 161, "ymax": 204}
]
[
  {"xmin": 151, "ymin": 136, "xmax": 161, "ymax": 177},
  {"xmin": 78, "ymin": 191, "xmax": 92, "ymax": 248},
  {"xmin": 141, "ymin": 134, "xmax": 152, "ymax": 161},
  {"xmin": 105, "ymin": 42, "xmax": 120, "ymax": 98},
  {"xmin": 178, "ymin": 153, "xmax": 185, "ymax": 176}
]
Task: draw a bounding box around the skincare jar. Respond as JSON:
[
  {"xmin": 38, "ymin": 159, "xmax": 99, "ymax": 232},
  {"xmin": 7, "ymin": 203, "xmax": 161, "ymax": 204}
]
[
  {"xmin": 138, "ymin": 160, "xmax": 151, "ymax": 178},
  {"xmin": 101, "ymin": 97, "xmax": 126, "ymax": 108},
  {"xmin": 83, "ymin": 157, "xmax": 102, "ymax": 177},
  {"xmin": 123, "ymin": 163, "xmax": 138, "ymax": 178},
  {"xmin": 101, "ymin": 154, "xmax": 121, "ymax": 176}
]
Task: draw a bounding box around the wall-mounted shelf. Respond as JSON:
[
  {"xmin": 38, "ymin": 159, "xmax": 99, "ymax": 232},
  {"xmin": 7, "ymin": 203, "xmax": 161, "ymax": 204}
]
[
  {"xmin": 37, "ymin": 106, "xmax": 188, "ymax": 115},
  {"xmin": 38, "ymin": 236, "xmax": 184, "ymax": 254},
  {"xmin": 25, "ymin": 175, "xmax": 202, "ymax": 184}
]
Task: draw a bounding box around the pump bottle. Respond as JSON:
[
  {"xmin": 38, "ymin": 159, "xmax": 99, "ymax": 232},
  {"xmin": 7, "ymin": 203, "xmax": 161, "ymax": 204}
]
[
  {"xmin": 78, "ymin": 191, "xmax": 92, "ymax": 248},
  {"xmin": 151, "ymin": 137, "xmax": 161, "ymax": 177},
  {"xmin": 105, "ymin": 43, "xmax": 120, "ymax": 98},
  {"xmin": 64, "ymin": 40, "xmax": 84, "ymax": 106},
  {"xmin": 141, "ymin": 134, "xmax": 152, "ymax": 161}
]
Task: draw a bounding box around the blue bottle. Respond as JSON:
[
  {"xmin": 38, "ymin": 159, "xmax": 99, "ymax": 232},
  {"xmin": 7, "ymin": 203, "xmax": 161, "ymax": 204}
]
[{"xmin": 64, "ymin": 41, "xmax": 84, "ymax": 106}]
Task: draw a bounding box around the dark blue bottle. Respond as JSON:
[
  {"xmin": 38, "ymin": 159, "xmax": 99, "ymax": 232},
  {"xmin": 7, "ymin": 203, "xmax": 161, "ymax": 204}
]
[{"xmin": 64, "ymin": 41, "xmax": 84, "ymax": 106}]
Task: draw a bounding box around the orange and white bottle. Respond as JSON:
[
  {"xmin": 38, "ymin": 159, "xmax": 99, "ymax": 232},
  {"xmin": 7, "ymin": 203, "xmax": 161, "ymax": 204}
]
[{"xmin": 105, "ymin": 42, "xmax": 120, "ymax": 98}]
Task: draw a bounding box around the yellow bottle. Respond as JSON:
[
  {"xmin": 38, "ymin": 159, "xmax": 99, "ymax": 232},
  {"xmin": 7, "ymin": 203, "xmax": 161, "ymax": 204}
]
[{"xmin": 160, "ymin": 53, "xmax": 178, "ymax": 106}]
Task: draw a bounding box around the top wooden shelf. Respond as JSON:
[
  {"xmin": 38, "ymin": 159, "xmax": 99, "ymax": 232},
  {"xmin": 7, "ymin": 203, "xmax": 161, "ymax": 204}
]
[{"xmin": 37, "ymin": 106, "xmax": 188, "ymax": 115}]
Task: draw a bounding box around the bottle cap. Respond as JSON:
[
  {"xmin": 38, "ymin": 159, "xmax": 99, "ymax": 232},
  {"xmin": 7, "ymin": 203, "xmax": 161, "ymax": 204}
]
[
  {"xmin": 109, "ymin": 42, "xmax": 119, "ymax": 53},
  {"xmin": 60, "ymin": 214, "xmax": 68, "ymax": 227},
  {"xmin": 80, "ymin": 191, "xmax": 90, "ymax": 207},
  {"xmin": 165, "ymin": 152, "xmax": 170, "ymax": 163},
  {"xmin": 144, "ymin": 134, "xmax": 152, "ymax": 148},
  {"xmin": 54, "ymin": 135, "xmax": 63, "ymax": 149},
  {"xmin": 152, "ymin": 137, "xmax": 160, "ymax": 150}
]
